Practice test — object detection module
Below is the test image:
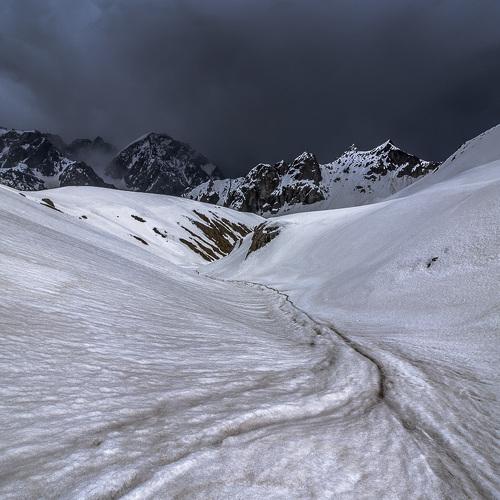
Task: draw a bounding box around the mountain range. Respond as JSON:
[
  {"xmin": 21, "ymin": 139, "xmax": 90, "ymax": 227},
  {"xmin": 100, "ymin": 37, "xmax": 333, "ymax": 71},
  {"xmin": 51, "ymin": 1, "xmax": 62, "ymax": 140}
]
[
  {"xmin": 0, "ymin": 128, "xmax": 222, "ymax": 196},
  {"xmin": 184, "ymin": 141, "xmax": 439, "ymax": 215},
  {"xmin": 0, "ymin": 126, "xmax": 439, "ymax": 215}
]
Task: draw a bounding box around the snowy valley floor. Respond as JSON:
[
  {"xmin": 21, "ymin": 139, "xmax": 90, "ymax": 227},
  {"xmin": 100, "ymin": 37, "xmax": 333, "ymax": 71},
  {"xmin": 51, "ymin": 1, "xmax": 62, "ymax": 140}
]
[
  {"xmin": 1, "ymin": 127, "xmax": 499, "ymax": 499},
  {"xmin": 0, "ymin": 187, "xmax": 433, "ymax": 499}
]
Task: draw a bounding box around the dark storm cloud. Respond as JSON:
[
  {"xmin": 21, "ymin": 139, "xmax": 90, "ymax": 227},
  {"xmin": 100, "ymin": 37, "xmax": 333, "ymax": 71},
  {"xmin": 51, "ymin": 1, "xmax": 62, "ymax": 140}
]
[{"xmin": 1, "ymin": 0, "xmax": 499, "ymax": 174}]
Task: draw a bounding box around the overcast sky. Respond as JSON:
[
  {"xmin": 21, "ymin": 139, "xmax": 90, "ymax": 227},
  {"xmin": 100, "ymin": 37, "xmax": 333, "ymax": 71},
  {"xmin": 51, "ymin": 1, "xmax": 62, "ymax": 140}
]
[{"xmin": 1, "ymin": 0, "xmax": 499, "ymax": 175}]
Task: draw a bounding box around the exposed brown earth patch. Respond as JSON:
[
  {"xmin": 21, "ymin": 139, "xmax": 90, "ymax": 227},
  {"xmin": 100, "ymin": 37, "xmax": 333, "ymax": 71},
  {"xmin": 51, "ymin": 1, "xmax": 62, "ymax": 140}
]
[
  {"xmin": 246, "ymin": 223, "xmax": 280, "ymax": 258},
  {"xmin": 178, "ymin": 209, "xmax": 253, "ymax": 261}
]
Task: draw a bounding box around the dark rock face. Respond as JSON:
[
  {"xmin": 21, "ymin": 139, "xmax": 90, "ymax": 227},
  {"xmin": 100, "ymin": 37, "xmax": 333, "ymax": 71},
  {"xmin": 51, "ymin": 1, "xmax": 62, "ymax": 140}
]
[
  {"xmin": 0, "ymin": 130, "xmax": 66, "ymax": 177},
  {"xmin": 0, "ymin": 168, "xmax": 45, "ymax": 191},
  {"xmin": 105, "ymin": 132, "xmax": 223, "ymax": 195},
  {"xmin": 0, "ymin": 128, "xmax": 108, "ymax": 191},
  {"xmin": 233, "ymin": 152, "xmax": 324, "ymax": 214},
  {"xmin": 194, "ymin": 180, "xmax": 222, "ymax": 205},
  {"xmin": 194, "ymin": 152, "xmax": 325, "ymax": 215},
  {"xmin": 0, "ymin": 127, "xmax": 221, "ymax": 195},
  {"xmin": 178, "ymin": 209, "xmax": 252, "ymax": 262}
]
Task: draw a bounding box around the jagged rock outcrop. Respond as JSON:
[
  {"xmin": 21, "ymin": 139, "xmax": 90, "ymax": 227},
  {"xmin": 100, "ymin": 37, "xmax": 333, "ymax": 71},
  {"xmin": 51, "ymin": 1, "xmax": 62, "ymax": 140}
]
[
  {"xmin": 186, "ymin": 152, "xmax": 325, "ymax": 215},
  {"xmin": 105, "ymin": 132, "xmax": 223, "ymax": 195},
  {"xmin": 185, "ymin": 141, "xmax": 439, "ymax": 215},
  {"xmin": 0, "ymin": 128, "xmax": 109, "ymax": 191}
]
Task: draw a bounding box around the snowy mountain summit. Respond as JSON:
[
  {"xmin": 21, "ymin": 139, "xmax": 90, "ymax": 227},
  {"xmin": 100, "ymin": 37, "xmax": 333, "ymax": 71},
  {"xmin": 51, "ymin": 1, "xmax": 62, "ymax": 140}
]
[
  {"xmin": 0, "ymin": 128, "xmax": 110, "ymax": 190},
  {"xmin": 105, "ymin": 132, "xmax": 223, "ymax": 195},
  {"xmin": 185, "ymin": 141, "xmax": 439, "ymax": 215}
]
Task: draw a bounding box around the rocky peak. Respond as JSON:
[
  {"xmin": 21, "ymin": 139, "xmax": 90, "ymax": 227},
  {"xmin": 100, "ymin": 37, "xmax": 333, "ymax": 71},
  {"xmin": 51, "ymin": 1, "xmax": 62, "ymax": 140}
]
[
  {"xmin": 374, "ymin": 139, "xmax": 394, "ymax": 152},
  {"xmin": 0, "ymin": 129, "xmax": 67, "ymax": 176},
  {"xmin": 105, "ymin": 132, "xmax": 223, "ymax": 195},
  {"xmin": 185, "ymin": 151, "xmax": 325, "ymax": 215},
  {"xmin": 289, "ymin": 152, "xmax": 322, "ymax": 182},
  {"xmin": 246, "ymin": 151, "xmax": 321, "ymax": 185}
]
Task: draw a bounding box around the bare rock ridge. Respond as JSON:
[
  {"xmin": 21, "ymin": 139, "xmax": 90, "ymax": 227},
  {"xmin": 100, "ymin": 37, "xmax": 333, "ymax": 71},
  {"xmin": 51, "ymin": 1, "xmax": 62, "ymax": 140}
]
[{"xmin": 185, "ymin": 141, "xmax": 440, "ymax": 215}]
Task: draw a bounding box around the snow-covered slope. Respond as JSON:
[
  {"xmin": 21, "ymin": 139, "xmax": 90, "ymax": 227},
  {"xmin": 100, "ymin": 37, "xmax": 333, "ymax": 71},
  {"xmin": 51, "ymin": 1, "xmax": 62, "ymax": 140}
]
[
  {"xmin": 0, "ymin": 128, "xmax": 109, "ymax": 190},
  {"xmin": 1, "ymin": 184, "xmax": 441, "ymax": 498},
  {"xmin": 0, "ymin": 125, "xmax": 498, "ymax": 498},
  {"xmin": 396, "ymin": 123, "xmax": 500, "ymax": 197},
  {"xmin": 185, "ymin": 141, "xmax": 439, "ymax": 216},
  {"xmin": 208, "ymin": 125, "xmax": 500, "ymax": 497},
  {"xmin": 0, "ymin": 186, "xmax": 324, "ymax": 497},
  {"xmin": 23, "ymin": 187, "xmax": 260, "ymax": 266},
  {"xmin": 105, "ymin": 132, "xmax": 223, "ymax": 195}
]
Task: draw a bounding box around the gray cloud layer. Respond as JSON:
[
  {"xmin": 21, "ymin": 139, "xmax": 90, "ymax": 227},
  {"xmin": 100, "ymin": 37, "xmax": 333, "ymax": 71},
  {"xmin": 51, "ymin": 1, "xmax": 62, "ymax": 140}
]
[{"xmin": 1, "ymin": 0, "xmax": 499, "ymax": 174}]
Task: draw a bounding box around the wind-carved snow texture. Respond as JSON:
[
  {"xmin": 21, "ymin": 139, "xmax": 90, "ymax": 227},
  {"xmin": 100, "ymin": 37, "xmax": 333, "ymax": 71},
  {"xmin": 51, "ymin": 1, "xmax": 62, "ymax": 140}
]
[
  {"xmin": 0, "ymin": 125, "xmax": 499, "ymax": 498},
  {"xmin": 0, "ymin": 186, "xmax": 425, "ymax": 498}
]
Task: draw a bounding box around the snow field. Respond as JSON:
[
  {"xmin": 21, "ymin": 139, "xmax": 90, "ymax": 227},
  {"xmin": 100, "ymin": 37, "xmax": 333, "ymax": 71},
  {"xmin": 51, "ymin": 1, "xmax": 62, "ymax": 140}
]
[{"xmin": 1, "ymin": 124, "xmax": 499, "ymax": 498}]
